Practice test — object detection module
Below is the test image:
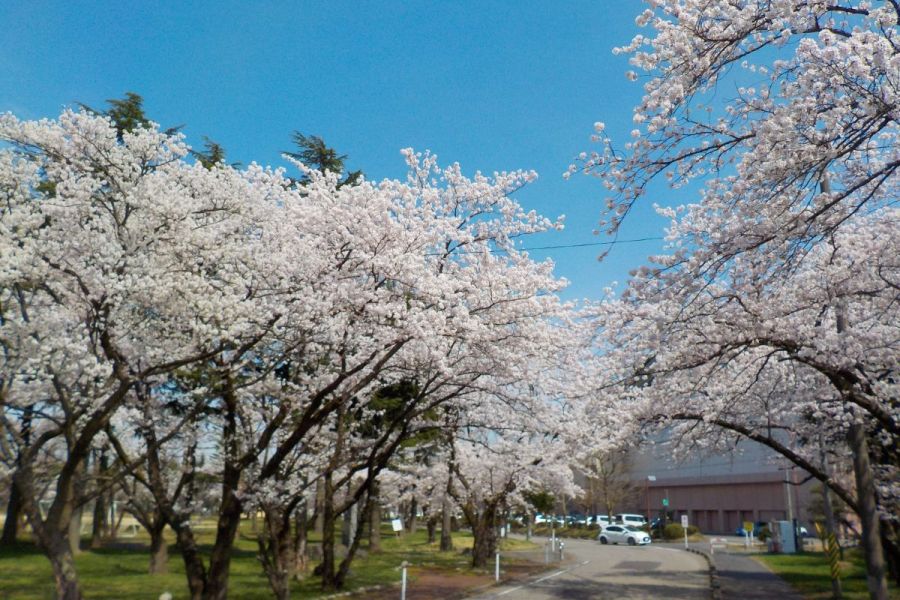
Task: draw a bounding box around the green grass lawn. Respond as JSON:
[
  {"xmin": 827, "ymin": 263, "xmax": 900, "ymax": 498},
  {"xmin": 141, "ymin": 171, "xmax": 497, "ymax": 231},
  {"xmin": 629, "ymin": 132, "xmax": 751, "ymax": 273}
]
[
  {"xmin": 756, "ymin": 549, "xmax": 900, "ymax": 600},
  {"xmin": 0, "ymin": 523, "xmax": 537, "ymax": 599}
]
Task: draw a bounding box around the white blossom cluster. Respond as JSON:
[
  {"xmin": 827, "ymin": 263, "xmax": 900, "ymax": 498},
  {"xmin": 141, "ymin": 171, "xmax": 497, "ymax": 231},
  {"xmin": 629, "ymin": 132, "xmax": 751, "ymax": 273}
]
[
  {"xmin": 0, "ymin": 109, "xmax": 599, "ymax": 590},
  {"xmin": 583, "ymin": 0, "xmax": 899, "ymax": 540}
]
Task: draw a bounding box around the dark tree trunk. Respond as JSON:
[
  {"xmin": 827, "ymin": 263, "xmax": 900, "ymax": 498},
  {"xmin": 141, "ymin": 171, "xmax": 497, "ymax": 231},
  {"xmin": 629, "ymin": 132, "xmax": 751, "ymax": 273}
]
[
  {"xmin": 15, "ymin": 454, "xmax": 88, "ymax": 600},
  {"xmin": 149, "ymin": 524, "xmax": 169, "ymax": 575},
  {"xmin": 202, "ymin": 500, "xmax": 243, "ymax": 600},
  {"xmin": 318, "ymin": 472, "xmax": 337, "ymax": 591},
  {"xmin": 121, "ymin": 390, "xmax": 208, "ymax": 598},
  {"xmin": 406, "ymin": 498, "xmax": 418, "ymax": 534},
  {"xmin": 48, "ymin": 536, "xmax": 83, "ymax": 600},
  {"xmin": 440, "ymin": 495, "xmax": 453, "ymax": 551},
  {"xmin": 470, "ymin": 504, "xmax": 499, "ymax": 569},
  {"xmin": 881, "ymin": 525, "xmax": 900, "ymax": 586},
  {"xmin": 173, "ymin": 523, "xmax": 207, "ymax": 600},
  {"xmin": 426, "ymin": 514, "xmax": 437, "ymax": 544},
  {"xmin": 90, "ymin": 498, "xmax": 107, "ymax": 549},
  {"xmin": 7, "ymin": 382, "xmax": 130, "ymax": 600},
  {"xmin": 202, "ymin": 409, "xmax": 244, "ymax": 600},
  {"xmin": 21, "ymin": 480, "xmax": 84, "ymax": 600},
  {"xmin": 89, "ymin": 447, "xmax": 111, "ymax": 549},
  {"xmin": 257, "ymin": 504, "xmax": 293, "ymax": 600},
  {"xmin": 3, "ymin": 406, "xmax": 33, "ymax": 547},
  {"xmin": 0, "ymin": 480, "xmax": 24, "ymax": 546},
  {"xmin": 334, "ymin": 494, "xmax": 373, "ymax": 589},
  {"xmin": 848, "ymin": 423, "xmax": 889, "ymax": 600}
]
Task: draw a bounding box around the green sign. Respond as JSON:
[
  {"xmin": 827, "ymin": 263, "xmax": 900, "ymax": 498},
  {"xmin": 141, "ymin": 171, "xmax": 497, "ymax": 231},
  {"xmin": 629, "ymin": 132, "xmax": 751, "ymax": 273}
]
[{"xmin": 662, "ymin": 498, "xmax": 669, "ymax": 507}]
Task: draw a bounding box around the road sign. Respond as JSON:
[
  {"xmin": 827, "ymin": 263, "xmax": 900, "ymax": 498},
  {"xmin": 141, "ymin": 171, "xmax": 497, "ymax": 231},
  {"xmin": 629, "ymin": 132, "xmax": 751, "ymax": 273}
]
[
  {"xmin": 743, "ymin": 520, "xmax": 753, "ymax": 533},
  {"xmin": 680, "ymin": 515, "xmax": 689, "ymax": 528},
  {"xmin": 662, "ymin": 498, "xmax": 669, "ymax": 507}
]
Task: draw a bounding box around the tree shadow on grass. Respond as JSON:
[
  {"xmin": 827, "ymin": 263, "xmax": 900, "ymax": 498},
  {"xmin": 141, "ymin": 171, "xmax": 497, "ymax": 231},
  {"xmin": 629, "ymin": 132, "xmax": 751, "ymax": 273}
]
[{"xmin": 0, "ymin": 541, "xmax": 44, "ymax": 558}]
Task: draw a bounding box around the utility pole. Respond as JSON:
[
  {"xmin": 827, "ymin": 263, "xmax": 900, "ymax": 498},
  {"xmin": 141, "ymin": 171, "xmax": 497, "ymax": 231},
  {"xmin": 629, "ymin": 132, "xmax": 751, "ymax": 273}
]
[{"xmin": 783, "ymin": 468, "xmax": 794, "ymax": 522}]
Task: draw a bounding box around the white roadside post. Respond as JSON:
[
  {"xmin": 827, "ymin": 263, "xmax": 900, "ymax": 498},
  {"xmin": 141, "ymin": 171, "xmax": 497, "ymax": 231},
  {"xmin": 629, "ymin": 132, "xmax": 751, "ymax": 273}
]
[
  {"xmin": 710, "ymin": 537, "xmax": 728, "ymax": 555},
  {"xmin": 400, "ymin": 561, "xmax": 409, "ymax": 600},
  {"xmin": 681, "ymin": 515, "xmax": 689, "ymax": 549},
  {"xmin": 495, "ymin": 551, "xmax": 500, "ymax": 582}
]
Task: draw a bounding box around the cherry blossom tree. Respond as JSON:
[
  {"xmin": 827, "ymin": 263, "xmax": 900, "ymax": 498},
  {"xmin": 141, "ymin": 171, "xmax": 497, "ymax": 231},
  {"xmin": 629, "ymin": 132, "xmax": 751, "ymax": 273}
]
[
  {"xmin": 447, "ymin": 416, "xmax": 578, "ymax": 568},
  {"xmin": 0, "ymin": 109, "xmax": 286, "ymax": 599},
  {"xmin": 591, "ymin": 212, "xmax": 899, "ymax": 579},
  {"xmin": 438, "ymin": 331, "xmax": 599, "ymax": 569},
  {"xmin": 579, "ymin": 3, "xmax": 899, "ymax": 596},
  {"xmin": 1, "ymin": 106, "xmax": 589, "ymax": 599}
]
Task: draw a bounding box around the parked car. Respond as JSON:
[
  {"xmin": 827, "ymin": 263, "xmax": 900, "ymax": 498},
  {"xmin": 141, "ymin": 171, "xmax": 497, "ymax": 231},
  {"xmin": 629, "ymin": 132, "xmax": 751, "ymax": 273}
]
[
  {"xmin": 598, "ymin": 524, "xmax": 652, "ymax": 546},
  {"xmin": 615, "ymin": 513, "xmax": 648, "ymax": 527},
  {"xmin": 565, "ymin": 514, "xmax": 583, "ymax": 526},
  {"xmin": 571, "ymin": 514, "xmax": 592, "ymax": 526},
  {"xmin": 535, "ymin": 514, "xmax": 563, "ymax": 526}
]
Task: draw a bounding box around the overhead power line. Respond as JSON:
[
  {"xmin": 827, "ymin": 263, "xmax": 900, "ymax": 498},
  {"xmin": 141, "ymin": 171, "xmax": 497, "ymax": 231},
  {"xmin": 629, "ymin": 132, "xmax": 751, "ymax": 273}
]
[
  {"xmin": 517, "ymin": 236, "xmax": 663, "ymax": 252},
  {"xmin": 426, "ymin": 236, "xmax": 663, "ymax": 256}
]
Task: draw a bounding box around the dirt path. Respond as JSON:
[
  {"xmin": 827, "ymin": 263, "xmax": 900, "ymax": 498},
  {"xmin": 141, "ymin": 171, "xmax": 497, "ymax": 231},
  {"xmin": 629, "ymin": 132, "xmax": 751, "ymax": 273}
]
[{"xmin": 356, "ymin": 561, "xmax": 550, "ymax": 599}]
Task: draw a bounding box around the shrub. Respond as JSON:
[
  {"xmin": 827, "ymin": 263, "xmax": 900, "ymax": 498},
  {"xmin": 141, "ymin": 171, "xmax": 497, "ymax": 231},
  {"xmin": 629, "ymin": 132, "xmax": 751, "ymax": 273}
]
[{"xmin": 663, "ymin": 523, "xmax": 685, "ymax": 540}]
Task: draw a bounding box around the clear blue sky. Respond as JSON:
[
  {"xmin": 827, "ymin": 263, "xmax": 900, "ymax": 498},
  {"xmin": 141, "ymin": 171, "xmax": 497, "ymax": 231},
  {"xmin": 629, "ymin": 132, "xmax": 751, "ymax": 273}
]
[{"xmin": 0, "ymin": 1, "xmax": 682, "ymax": 300}]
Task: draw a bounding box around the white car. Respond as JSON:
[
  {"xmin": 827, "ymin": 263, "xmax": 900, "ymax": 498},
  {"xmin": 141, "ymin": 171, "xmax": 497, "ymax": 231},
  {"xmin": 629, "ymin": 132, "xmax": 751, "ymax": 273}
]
[
  {"xmin": 615, "ymin": 513, "xmax": 648, "ymax": 527},
  {"xmin": 535, "ymin": 514, "xmax": 562, "ymax": 526},
  {"xmin": 598, "ymin": 524, "xmax": 652, "ymax": 546}
]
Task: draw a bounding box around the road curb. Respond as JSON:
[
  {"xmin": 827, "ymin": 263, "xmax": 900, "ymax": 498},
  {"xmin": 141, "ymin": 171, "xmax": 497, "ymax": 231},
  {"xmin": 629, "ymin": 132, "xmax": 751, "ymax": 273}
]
[{"xmin": 684, "ymin": 547, "xmax": 722, "ymax": 600}]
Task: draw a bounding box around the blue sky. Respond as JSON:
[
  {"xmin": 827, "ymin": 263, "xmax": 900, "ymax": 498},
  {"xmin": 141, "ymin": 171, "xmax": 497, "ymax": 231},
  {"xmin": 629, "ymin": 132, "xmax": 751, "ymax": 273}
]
[{"xmin": 0, "ymin": 1, "xmax": 684, "ymax": 300}]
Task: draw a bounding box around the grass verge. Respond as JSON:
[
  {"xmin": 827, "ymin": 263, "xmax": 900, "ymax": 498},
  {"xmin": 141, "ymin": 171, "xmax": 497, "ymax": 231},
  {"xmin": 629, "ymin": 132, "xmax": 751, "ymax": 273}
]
[
  {"xmin": 755, "ymin": 549, "xmax": 900, "ymax": 600},
  {"xmin": 0, "ymin": 524, "xmax": 540, "ymax": 599}
]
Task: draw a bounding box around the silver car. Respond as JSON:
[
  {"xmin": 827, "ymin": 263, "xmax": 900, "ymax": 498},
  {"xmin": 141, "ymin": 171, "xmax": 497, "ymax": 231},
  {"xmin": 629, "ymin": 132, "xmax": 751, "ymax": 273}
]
[{"xmin": 597, "ymin": 524, "xmax": 652, "ymax": 546}]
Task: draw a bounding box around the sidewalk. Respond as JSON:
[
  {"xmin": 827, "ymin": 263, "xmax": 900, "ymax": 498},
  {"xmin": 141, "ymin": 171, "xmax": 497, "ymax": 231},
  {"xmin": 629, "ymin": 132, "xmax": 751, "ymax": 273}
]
[
  {"xmin": 712, "ymin": 550, "xmax": 803, "ymax": 599},
  {"xmin": 653, "ymin": 541, "xmax": 801, "ymax": 599}
]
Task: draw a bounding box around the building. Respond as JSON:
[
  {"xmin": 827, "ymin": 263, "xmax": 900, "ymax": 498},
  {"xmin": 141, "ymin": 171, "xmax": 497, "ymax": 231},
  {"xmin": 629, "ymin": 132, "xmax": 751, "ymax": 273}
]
[{"xmin": 626, "ymin": 437, "xmax": 814, "ymax": 534}]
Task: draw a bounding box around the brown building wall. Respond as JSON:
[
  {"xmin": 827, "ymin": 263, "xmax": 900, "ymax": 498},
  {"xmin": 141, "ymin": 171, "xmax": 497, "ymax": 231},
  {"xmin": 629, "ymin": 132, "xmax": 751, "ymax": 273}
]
[{"xmin": 628, "ymin": 471, "xmax": 812, "ymax": 533}]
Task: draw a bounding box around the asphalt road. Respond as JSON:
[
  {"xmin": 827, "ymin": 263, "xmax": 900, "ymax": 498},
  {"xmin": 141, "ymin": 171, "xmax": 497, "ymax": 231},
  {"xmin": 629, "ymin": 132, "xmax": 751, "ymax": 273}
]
[{"xmin": 473, "ymin": 537, "xmax": 710, "ymax": 599}]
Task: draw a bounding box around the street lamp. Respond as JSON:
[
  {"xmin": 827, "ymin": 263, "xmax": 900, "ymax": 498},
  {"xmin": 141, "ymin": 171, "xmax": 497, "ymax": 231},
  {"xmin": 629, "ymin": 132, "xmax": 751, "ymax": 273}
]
[{"xmin": 646, "ymin": 475, "xmax": 656, "ymax": 529}]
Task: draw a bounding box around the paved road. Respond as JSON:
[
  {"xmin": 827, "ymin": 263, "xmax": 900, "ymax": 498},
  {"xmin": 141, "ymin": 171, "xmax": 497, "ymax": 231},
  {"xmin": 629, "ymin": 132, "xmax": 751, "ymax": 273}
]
[{"xmin": 473, "ymin": 537, "xmax": 710, "ymax": 599}]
